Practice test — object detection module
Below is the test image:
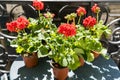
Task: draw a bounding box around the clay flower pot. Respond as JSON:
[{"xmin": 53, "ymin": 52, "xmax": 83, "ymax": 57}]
[
  {"xmin": 22, "ymin": 52, "xmax": 38, "ymax": 68},
  {"xmin": 92, "ymin": 51, "xmax": 100, "ymax": 58},
  {"xmin": 51, "ymin": 62, "xmax": 69, "ymax": 80},
  {"xmin": 79, "ymin": 57, "xmax": 85, "ymax": 67},
  {"xmin": 53, "ymin": 67, "xmax": 69, "ymax": 80}
]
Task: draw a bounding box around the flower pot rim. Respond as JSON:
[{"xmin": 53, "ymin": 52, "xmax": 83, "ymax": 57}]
[{"xmin": 50, "ymin": 60, "xmax": 67, "ymax": 69}]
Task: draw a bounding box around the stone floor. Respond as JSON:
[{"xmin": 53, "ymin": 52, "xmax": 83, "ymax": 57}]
[{"xmin": 106, "ymin": 3, "xmax": 120, "ymax": 24}]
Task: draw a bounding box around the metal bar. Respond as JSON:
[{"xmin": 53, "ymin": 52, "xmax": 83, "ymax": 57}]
[
  {"xmin": 0, "ymin": 0, "xmax": 92, "ymax": 2},
  {"xmin": 0, "ymin": 32, "xmax": 17, "ymax": 39},
  {"xmin": 0, "ymin": 0, "xmax": 94, "ymax": 4},
  {"xmin": 0, "ymin": 0, "xmax": 120, "ymax": 2}
]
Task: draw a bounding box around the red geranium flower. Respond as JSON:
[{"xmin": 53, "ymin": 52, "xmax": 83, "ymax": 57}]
[
  {"xmin": 6, "ymin": 21, "xmax": 18, "ymax": 32},
  {"xmin": 33, "ymin": 0, "xmax": 44, "ymax": 10},
  {"xmin": 76, "ymin": 7, "xmax": 86, "ymax": 16},
  {"xmin": 6, "ymin": 16, "xmax": 29, "ymax": 32},
  {"xmin": 16, "ymin": 16, "xmax": 29, "ymax": 30},
  {"xmin": 57, "ymin": 23, "xmax": 76, "ymax": 37},
  {"xmin": 91, "ymin": 4, "xmax": 100, "ymax": 13},
  {"xmin": 83, "ymin": 16, "xmax": 97, "ymax": 28}
]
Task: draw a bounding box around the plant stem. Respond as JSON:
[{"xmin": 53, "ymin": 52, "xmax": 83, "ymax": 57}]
[
  {"xmin": 73, "ymin": 18, "xmax": 75, "ymax": 25},
  {"xmin": 23, "ymin": 29, "xmax": 27, "ymax": 35},
  {"xmin": 97, "ymin": 13, "xmax": 99, "ymax": 23},
  {"xmin": 38, "ymin": 10, "xmax": 40, "ymax": 17},
  {"xmin": 77, "ymin": 16, "xmax": 81, "ymax": 24},
  {"xmin": 67, "ymin": 20, "xmax": 69, "ymax": 24}
]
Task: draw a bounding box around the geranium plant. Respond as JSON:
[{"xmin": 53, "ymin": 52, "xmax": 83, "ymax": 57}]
[
  {"xmin": 75, "ymin": 4, "xmax": 111, "ymax": 62},
  {"xmin": 6, "ymin": 0, "xmax": 56, "ymax": 57},
  {"xmin": 47, "ymin": 4, "xmax": 111, "ymax": 70}
]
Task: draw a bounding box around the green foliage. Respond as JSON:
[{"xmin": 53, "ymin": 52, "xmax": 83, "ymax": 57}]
[
  {"xmin": 44, "ymin": 16, "xmax": 111, "ymax": 70},
  {"xmin": 10, "ymin": 5, "xmax": 111, "ymax": 70},
  {"xmin": 11, "ymin": 12, "xmax": 56, "ymax": 57},
  {"xmin": 74, "ymin": 20, "xmax": 111, "ymax": 62}
]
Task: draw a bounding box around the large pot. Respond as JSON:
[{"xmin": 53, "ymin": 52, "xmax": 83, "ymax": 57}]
[{"xmin": 22, "ymin": 52, "xmax": 38, "ymax": 68}]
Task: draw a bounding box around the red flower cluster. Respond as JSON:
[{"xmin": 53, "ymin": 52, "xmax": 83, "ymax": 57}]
[
  {"xmin": 76, "ymin": 7, "xmax": 86, "ymax": 16},
  {"xmin": 33, "ymin": 0, "xmax": 44, "ymax": 10},
  {"xmin": 6, "ymin": 16, "xmax": 29, "ymax": 32},
  {"xmin": 83, "ymin": 16, "xmax": 96, "ymax": 28},
  {"xmin": 91, "ymin": 4, "xmax": 100, "ymax": 13},
  {"xmin": 57, "ymin": 23, "xmax": 76, "ymax": 37}
]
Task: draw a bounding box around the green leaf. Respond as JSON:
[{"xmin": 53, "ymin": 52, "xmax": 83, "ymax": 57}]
[
  {"xmin": 38, "ymin": 33, "xmax": 45, "ymax": 40},
  {"xmin": 100, "ymin": 48, "xmax": 110, "ymax": 59},
  {"xmin": 68, "ymin": 54, "xmax": 80, "ymax": 70},
  {"xmin": 38, "ymin": 46, "xmax": 49, "ymax": 57},
  {"xmin": 87, "ymin": 52, "xmax": 94, "ymax": 62},
  {"xmin": 28, "ymin": 46, "xmax": 35, "ymax": 53},
  {"xmin": 62, "ymin": 58, "xmax": 68, "ymax": 67},
  {"xmin": 104, "ymin": 29, "xmax": 112, "ymax": 38},
  {"xmin": 74, "ymin": 48, "xmax": 84, "ymax": 55},
  {"xmin": 16, "ymin": 46, "xmax": 24, "ymax": 54}
]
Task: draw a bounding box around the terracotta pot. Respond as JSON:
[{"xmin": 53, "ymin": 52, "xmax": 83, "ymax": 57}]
[
  {"xmin": 22, "ymin": 52, "xmax": 38, "ymax": 68},
  {"xmin": 79, "ymin": 57, "xmax": 84, "ymax": 67},
  {"xmin": 92, "ymin": 51, "xmax": 100, "ymax": 58},
  {"xmin": 51, "ymin": 63, "xmax": 69, "ymax": 80},
  {"xmin": 53, "ymin": 67, "xmax": 69, "ymax": 80}
]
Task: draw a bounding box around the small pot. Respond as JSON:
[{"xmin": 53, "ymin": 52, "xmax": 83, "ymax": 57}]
[
  {"xmin": 22, "ymin": 52, "xmax": 38, "ymax": 68},
  {"xmin": 51, "ymin": 62, "xmax": 69, "ymax": 80},
  {"xmin": 79, "ymin": 57, "xmax": 85, "ymax": 67},
  {"xmin": 92, "ymin": 51, "xmax": 100, "ymax": 58}
]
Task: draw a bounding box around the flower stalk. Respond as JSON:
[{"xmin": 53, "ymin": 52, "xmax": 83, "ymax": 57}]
[
  {"xmin": 38, "ymin": 10, "xmax": 41, "ymax": 17},
  {"xmin": 97, "ymin": 12, "xmax": 99, "ymax": 23},
  {"xmin": 77, "ymin": 15, "xmax": 81, "ymax": 24}
]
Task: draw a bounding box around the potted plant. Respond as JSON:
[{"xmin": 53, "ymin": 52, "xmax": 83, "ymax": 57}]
[
  {"xmin": 46, "ymin": 4, "xmax": 111, "ymax": 80},
  {"xmin": 6, "ymin": 0, "xmax": 56, "ymax": 68},
  {"xmin": 75, "ymin": 4, "xmax": 111, "ymax": 62}
]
